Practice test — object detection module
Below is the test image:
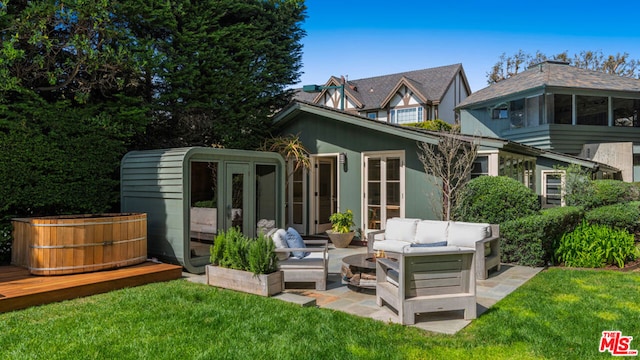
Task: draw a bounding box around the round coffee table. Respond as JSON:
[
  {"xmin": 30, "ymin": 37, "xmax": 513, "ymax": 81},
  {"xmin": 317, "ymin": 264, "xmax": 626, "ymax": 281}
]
[{"xmin": 341, "ymin": 253, "xmax": 378, "ymax": 290}]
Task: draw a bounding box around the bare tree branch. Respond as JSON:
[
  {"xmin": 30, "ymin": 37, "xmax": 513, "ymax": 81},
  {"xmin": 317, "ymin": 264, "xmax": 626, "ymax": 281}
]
[{"xmin": 417, "ymin": 132, "xmax": 478, "ymax": 221}]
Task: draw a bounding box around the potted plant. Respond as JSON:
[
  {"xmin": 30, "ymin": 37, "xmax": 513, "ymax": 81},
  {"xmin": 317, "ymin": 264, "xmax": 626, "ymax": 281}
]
[
  {"xmin": 326, "ymin": 209, "xmax": 356, "ymax": 248},
  {"xmin": 206, "ymin": 227, "xmax": 283, "ymax": 296}
]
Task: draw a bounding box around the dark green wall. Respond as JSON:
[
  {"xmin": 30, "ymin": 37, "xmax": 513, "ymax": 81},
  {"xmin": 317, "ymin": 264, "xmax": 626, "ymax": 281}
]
[{"xmin": 278, "ymin": 113, "xmax": 440, "ymax": 231}]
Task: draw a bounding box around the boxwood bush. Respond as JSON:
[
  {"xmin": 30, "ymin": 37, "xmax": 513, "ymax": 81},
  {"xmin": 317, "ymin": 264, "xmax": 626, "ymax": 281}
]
[
  {"xmin": 584, "ymin": 201, "xmax": 640, "ymax": 232},
  {"xmin": 500, "ymin": 206, "xmax": 584, "ymax": 267},
  {"xmin": 454, "ymin": 176, "xmax": 540, "ymax": 224}
]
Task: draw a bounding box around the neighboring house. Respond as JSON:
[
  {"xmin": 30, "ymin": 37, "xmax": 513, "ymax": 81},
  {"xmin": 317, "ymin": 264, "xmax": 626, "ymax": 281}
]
[
  {"xmin": 295, "ymin": 63, "xmax": 470, "ymax": 125},
  {"xmin": 458, "ymin": 60, "xmax": 640, "ymax": 182},
  {"xmin": 272, "ymin": 101, "xmax": 618, "ymax": 236}
]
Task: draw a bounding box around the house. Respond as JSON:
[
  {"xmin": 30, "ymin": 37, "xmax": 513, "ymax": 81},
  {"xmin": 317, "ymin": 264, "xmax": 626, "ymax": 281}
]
[
  {"xmin": 272, "ymin": 101, "xmax": 618, "ymax": 236},
  {"xmin": 295, "ymin": 64, "xmax": 470, "ymax": 125},
  {"xmin": 457, "ymin": 60, "xmax": 640, "ymax": 182}
]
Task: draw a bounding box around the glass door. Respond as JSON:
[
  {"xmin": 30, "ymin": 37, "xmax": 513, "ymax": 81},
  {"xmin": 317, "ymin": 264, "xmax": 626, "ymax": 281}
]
[
  {"xmin": 314, "ymin": 157, "xmax": 337, "ymax": 234},
  {"xmin": 226, "ymin": 163, "xmax": 250, "ymax": 235},
  {"xmin": 364, "ymin": 152, "xmax": 404, "ymax": 234},
  {"xmin": 286, "ymin": 161, "xmax": 306, "ymax": 233}
]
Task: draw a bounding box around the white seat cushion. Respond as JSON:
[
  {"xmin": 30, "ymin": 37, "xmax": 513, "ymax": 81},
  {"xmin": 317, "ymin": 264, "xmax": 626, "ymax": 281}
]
[
  {"xmin": 278, "ymin": 252, "xmax": 326, "ymax": 269},
  {"xmin": 448, "ymin": 222, "xmax": 491, "ymax": 248},
  {"xmin": 414, "ymin": 220, "xmax": 449, "ymax": 244},
  {"xmin": 373, "ymin": 239, "xmax": 411, "ymax": 253},
  {"xmin": 384, "ymin": 218, "xmax": 419, "ymax": 242}
]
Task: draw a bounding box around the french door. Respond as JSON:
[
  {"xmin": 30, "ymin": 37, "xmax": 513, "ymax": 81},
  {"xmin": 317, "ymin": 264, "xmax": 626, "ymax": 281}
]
[
  {"xmin": 313, "ymin": 156, "xmax": 337, "ymax": 234},
  {"xmin": 363, "ymin": 152, "xmax": 404, "ymax": 234}
]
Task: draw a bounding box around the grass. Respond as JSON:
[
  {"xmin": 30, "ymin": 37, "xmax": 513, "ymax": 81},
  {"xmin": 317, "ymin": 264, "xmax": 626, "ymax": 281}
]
[{"xmin": 1, "ymin": 269, "xmax": 638, "ymax": 359}]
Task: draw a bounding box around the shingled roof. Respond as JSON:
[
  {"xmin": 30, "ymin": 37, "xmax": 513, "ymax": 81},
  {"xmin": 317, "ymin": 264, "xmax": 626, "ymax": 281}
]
[
  {"xmin": 295, "ymin": 64, "xmax": 468, "ymax": 111},
  {"xmin": 458, "ymin": 61, "xmax": 640, "ymax": 108}
]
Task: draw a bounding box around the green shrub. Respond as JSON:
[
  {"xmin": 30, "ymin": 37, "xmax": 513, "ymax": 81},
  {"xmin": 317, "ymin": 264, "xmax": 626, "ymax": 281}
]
[
  {"xmin": 567, "ymin": 179, "xmax": 632, "ymax": 210},
  {"xmin": 500, "ymin": 206, "xmax": 584, "ymax": 266},
  {"xmin": 247, "ymin": 233, "xmax": 278, "ymax": 275},
  {"xmin": 404, "ymin": 119, "xmax": 452, "ymax": 131},
  {"xmin": 210, "ymin": 227, "xmax": 278, "ymax": 274},
  {"xmin": 194, "ymin": 199, "xmax": 217, "ymax": 208},
  {"xmin": 585, "ymin": 201, "xmax": 640, "ymax": 232},
  {"xmin": 454, "ymin": 176, "xmax": 540, "ymax": 224},
  {"xmin": 0, "ymin": 216, "xmax": 12, "ymax": 264},
  {"xmin": 555, "ymin": 221, "xmax": 639, "ymax": 268}
]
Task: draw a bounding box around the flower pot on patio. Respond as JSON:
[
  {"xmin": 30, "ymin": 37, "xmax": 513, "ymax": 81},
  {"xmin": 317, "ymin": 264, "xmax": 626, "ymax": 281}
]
[
  {"xmin": 205, "ymin": 265, "xmax": 283, "ymax": 297},
  {"xmin": 326, "ymin": 230, "xmax": 355, "ymax": 248}
]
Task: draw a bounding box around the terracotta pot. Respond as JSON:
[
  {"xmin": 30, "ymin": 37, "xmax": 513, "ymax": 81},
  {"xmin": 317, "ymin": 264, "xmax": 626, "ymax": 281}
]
[{"xmin": 326, "ymin": 230, "xmax": 355, "ymax": 248}]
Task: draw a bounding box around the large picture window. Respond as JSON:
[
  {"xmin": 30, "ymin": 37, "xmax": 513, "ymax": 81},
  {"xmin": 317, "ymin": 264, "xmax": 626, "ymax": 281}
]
[
  {"xmin": 576, "ymin": 95, "xmax": 607, "ymax": 126},
  {"xmin": 390, "ymin": 107, "xmax": 423, "ymax": 124},
  {"xmin": 613, "ymin": 98, "xmax": 640, "ymax": 127},
  {"xmin": 548, "ymin": 94, "xmax": 572, "ymax": 124}
]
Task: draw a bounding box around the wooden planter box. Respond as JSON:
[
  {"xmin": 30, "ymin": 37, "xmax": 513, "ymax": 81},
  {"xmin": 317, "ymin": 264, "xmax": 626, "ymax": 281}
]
[{"xmin": 205, "ymin": 265, "xmax": 283, "ymax": 297}]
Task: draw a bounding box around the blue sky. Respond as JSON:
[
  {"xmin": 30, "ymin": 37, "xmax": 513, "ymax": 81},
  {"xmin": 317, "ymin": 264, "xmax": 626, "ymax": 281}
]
[{"xmin": 298, "ymin": 0, "xmax": 640, "ymax": 92}]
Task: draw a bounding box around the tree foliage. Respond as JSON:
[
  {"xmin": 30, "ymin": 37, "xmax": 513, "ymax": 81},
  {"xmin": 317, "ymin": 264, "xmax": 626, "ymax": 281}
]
[
  {"xmin": 417, "ymin": 132, "xmax": 478, "ymax": 221},
  {"xmin": 487, "ymin": 50, "xmax": 640, "ymax": 84},
  {"xmin": 130, "ymin": 0, "xmax": 306, "ymax": 149},
  {"xmin": 0, "ymin": 0, "xmax": 306, "ymax": 261}
]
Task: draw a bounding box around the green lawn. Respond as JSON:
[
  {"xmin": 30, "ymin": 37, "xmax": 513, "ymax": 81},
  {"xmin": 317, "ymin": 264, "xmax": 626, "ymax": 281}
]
[{"xmin": 1, "ymin": 268, "xmax": 638, "ymax": 359}]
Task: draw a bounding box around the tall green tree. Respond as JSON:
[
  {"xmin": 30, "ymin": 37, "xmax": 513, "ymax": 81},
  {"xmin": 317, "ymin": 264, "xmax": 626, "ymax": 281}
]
[
  {"xmin": 0, "ymin": 0, "xmax": 149, "ymax": 216},
  {"xmin": 130, "ymin": 0, "xmax": 306, "ymax": 150},
  {"xmin": 487, "ymin": 50, "xmax": 640, "ymax": 84}
]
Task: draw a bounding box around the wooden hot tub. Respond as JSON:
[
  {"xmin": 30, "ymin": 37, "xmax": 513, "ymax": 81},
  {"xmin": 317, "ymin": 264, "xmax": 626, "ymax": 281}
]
[{"xmin": 11, "ymin": 213, "xmax": 147, "ymax": 275}]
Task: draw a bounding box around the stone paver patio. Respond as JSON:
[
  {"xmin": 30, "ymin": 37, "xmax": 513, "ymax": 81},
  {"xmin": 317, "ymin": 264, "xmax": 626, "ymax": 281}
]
[{"xmin": 185, "ymin": 244, "xmax": 543, "ymax": 335}]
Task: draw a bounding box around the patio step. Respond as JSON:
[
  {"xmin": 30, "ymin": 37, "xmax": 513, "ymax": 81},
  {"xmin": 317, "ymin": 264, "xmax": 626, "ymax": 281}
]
[{"xmin": 273, "ymin": 292, "xmax": 317, "ymax": 307}]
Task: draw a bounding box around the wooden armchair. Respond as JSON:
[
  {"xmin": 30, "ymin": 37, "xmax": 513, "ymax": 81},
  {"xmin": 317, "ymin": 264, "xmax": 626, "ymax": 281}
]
[
  {"xmin": 376, "ymin": 248, "xmax": 476, "ymax": 325},
  {"xmin": 275, "ymin": 239, "xmax": 328, "ymax": 291}
]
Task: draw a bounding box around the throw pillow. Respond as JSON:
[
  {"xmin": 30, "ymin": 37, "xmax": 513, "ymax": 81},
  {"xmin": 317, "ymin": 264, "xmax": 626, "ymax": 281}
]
[
  {"xmin": 410, "ymin": 241, "xmax": 447, "ymax": 247},
  {"xmin": 271, "ymin": 229, "xmax": 290, "ymax": 261},
  {"xmin": 285, "ymin": 227, "xmax": 310, "ymax": 259}
]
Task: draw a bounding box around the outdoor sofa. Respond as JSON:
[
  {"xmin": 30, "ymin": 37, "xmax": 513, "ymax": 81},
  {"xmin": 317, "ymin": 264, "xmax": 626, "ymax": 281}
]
[{"xmin": 367, "ymin": 218, "xmax": 500, "ymax": 280}]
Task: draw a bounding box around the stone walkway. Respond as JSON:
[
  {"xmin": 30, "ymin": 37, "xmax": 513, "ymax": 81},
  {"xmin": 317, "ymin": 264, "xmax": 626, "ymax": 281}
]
[{"xmin": 184, "ymin": 244, "xmax": 543, "ymax": 335}]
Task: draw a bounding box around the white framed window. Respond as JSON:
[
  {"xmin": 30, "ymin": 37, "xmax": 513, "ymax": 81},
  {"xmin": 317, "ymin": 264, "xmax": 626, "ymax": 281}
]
[
  {"xmin": 471, "ymin": 156, "xmax": 489, "ymax": 179},
  {"xmin": 390, "ymin": 107, "xmax": 423, "ymax": 124},
  {"xmin": 367, "ymin": 112, "xmax": 377, "ymax": 119},
  {"xmin": 541, "ymin": 170, "xmax": 565, "ymax": 208}
]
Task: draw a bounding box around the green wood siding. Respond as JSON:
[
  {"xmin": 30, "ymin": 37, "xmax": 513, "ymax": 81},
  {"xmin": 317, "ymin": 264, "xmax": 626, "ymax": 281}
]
[
  {"xmin": 121, "ymin": 147, "xmax": 285, "ymax": 274},
  {"xmin": 278, "ymin": 112, "xmax": 441, "ymax": 230}
]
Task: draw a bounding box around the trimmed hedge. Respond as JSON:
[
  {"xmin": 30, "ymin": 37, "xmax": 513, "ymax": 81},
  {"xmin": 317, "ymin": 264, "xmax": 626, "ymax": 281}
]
[
  {"xmin": 454, "ymin": 176, "xmax": 540, "ymax": 224},
  {"xmin": 500, "ymin": 206, "xmax": 584, "ymax": 267},
  {"xmin": 567, "ymin": 179, "xmax": 634, "ymax": 210},
  {"xmin": 584, "ymin": 201, "xmax": 640, "ymax": 232}
]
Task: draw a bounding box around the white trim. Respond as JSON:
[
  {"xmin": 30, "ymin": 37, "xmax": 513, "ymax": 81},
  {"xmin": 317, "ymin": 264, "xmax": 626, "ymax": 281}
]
[{"xmin": 361, "ymin": 150, "xmax": 405, "ymax": 235}]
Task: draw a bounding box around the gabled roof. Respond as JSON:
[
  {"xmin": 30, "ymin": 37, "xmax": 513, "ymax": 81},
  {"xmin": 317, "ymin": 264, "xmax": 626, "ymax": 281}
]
[
  {"xmin": 380, "ymin": 76, "xmax": 429, "ymax": 108},
  {"xmin": 295, "ymin": 64, "xmax": 469, "ymax": 111},
  {"xmin": 272, "ymin": 100, "xmax": 619, "ymax": 173},
  {"xmin": 458, "ymin": 61, "xmax": 640, "ymax": 108}
]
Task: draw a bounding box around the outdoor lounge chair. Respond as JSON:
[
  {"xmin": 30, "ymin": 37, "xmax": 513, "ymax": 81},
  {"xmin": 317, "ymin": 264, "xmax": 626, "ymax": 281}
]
[{"xmin": 375, "ymin": 247, "xmax": 476, "ymax": 325}]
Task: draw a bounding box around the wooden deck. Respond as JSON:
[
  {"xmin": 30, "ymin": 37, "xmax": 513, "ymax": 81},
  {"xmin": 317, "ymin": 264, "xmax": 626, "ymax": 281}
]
[{"xmin": 0, "ymin": 261, "xmax": 183, "ymax": 313}]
